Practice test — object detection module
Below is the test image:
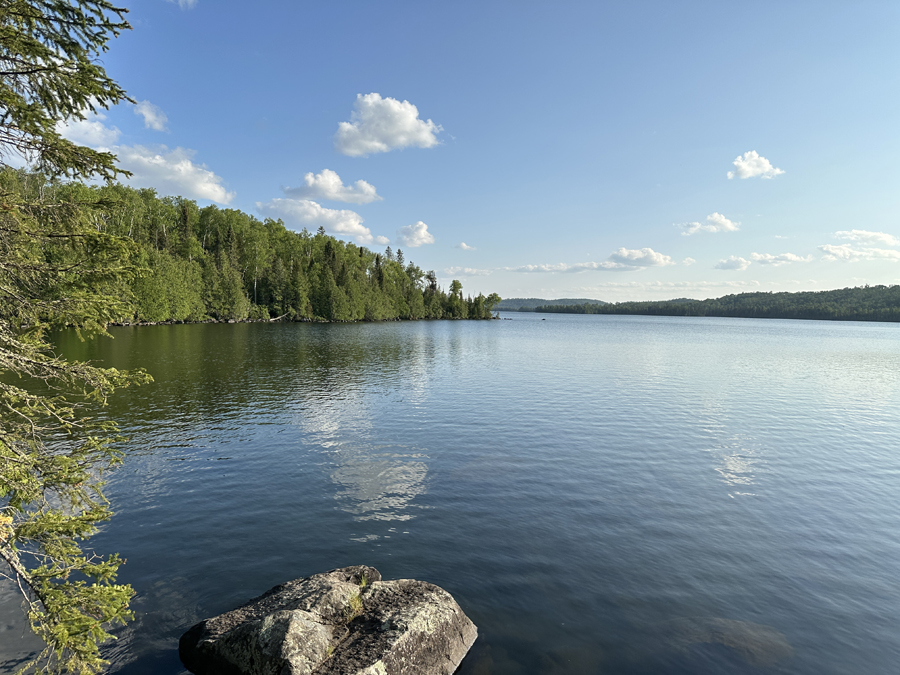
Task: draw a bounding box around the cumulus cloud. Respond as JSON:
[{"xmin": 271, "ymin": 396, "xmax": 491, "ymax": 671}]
[
  {"xmin": 678, "ymin": 212, "xmax": 740, "ymax": 236},
  {"xmin": 750, "ymin": 252, "xmax": 813, "ymax": 266},
  {"xmin": 283, "ymin": 169, "xmax": 381, "ymax": 204},
  {"xmin": 608, "ymin": 247, "xmax": 673, "ymax": 267},
  {"xmin": 683, "ymin": 257, "xmax": 696, "ymax": 266},
  {"xmin": 397, "ymin": 221, "xmax": 435, "ymax": 247},
  {"xmin": 57, "ymin": 109, "xmax": 233, "ymax": 204},
  {"xmin": 727, "ymin": 151, "xmax": 784, "ymax": 179},
  {"xmin": 457, "ymin": 242, "xmax": 476, "ymax": 250},
  {"xmin": 510, "ymin": 247, "xmax": 673, "ymax": 273},
  {"xmin": 256, "ymin": 198, "xmax": 387, "ymax": 245},
  {"xmin": 444, "ymin": 267, "xmax": 492, "ymax": 276},
  {"xmin": 56, "ymin": 111, "xmax": 120, "ymax": 147},
  {"xmin": 134, "ymin": 100, "xmax": 168, "ymax": 131},
  {"xmin": 819, "ymin": 244, "xmax": 900, "ymax": 262},
  {"xmin": 116, "ymin": 145, "xmax": 235, "ymax": 203},
  {"xmin": 335, "ymin": 93, "xmax": 442, "ymax": 157},
  {"xmin": 715, "ymin": 256, "xmax": 751, "ymax": 271},
  {"xmin": 834, "ymin": 229, "xmax": 900, "ymax": 247}
]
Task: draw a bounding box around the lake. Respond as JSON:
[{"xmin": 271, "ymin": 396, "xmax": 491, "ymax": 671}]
[{"xmin": 3, "ymin": 313, "xmax": 900, "ymax": 674}]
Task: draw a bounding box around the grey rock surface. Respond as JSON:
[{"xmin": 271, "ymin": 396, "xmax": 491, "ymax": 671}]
[{"xmin": 179, "ymin": 566, "xmax": 477, "ymax": 675}]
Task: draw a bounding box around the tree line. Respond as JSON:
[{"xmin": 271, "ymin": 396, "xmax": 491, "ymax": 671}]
[
  {"xmin": 496, "ymin": 297, "xmax": 608, "ymax": 311},
  {"xmin": 533, "ymin": 286, "xmax": 900, "ymax": 322},
  {"xmin": 2, "ymin": 169, "xmax": 501, "ymax": 324}
]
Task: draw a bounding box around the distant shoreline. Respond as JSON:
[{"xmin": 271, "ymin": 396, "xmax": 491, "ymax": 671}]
[{"xmin": 521, "ymin": 285, "xmax": 900, "ymax": 323}]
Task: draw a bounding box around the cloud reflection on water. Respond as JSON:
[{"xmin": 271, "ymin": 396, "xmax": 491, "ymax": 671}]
[
  {"xmin": 697, "ymin": 399, "xmax": 762, "ymax": 498},
  {"xmin": 294, "ymin": 368, "xmax": 428, "ymax": 524},
  {"xmin": 330, "ymin": 443, "xmax": 429, "ymax": 522}
]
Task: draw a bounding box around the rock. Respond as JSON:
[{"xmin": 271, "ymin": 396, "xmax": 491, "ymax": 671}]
[
  {"xmin": 659, "ymin": 616, "xmax": 793, "ymax": 667},
  {"xmin": 179, "ymin": 566, "xmax": 477, "ymax": 675}
]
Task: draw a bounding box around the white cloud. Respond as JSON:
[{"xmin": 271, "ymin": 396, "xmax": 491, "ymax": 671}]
[
  {"xmin": 56, "ymin": 111, "xmax": 120, "ymax": 147},
  {"xmin": 167, "ymin": 0, "xmax": 198, "ymax": 8},
  {"xmin": 444, "ymin": 267, "xmax": 492, "ymax": 276},
  {"xmin": 750, "ymin": 252, "xmax": 813, "ymax": 266},
  {"xmin": 715, "ymin": 256, "xmax": 751, "ymax": 271},
  {"xmin": 335, "ymin": 93, "xmax": 442, "ymax": 157},
  {"xmin": 134, "ymin": 100, "xmax": 168, "ymax": 131},
  {"xmin": 678, "ymin": 212, "xmax": 740, "ymax": 236},
  {"xmin": 510, "ymin": 248, "xmax": 672, "ymax": 273},
  {"xmin": 727, "ymin": 151, "xmax": 784, "ymax": 179},
  {"xmin": 581, "ymin": 280, "xmax": 763, "ymax": 291},
  {"xmin": 57, "ymin": 109, "xmax": 233, "ymax": 204},
  {"xmin": 457, "ymin": 242, "xmax": 476, "ymax": 250},
  {"xmin": 283, "ymin": 169, "xmax": 381, "ymax": 204},
  {"xmin": 257, "ymin": 198, "xmax": 386, "ymax": 245},
  {"xmin": 834, "ymin": 229, "xmax": 900, "ymax": 247},
  {"xmin": 608, "ymin": 247, "xmax": 673, "ymax": 267},
  {"xmin": 572, "ymin": 279, "xmax": 771, "ymax": 302},
  {"xmin": 116, "ymin": 145, "xmax": 235, "ymax": 203},
  {"xmin": 819, "ymin": 244, "xmax": 900, "ymax": 262},
  {"xmin": 510, "ymin": 263, "xmax": 588, "ymax": 273},
  {"xmin": 397, "ymin": 221, "xmax": 435, "ymax": 247},
  {"xmin": 683, "ymin": 257, "xmax": 696, "ymax": 266}
]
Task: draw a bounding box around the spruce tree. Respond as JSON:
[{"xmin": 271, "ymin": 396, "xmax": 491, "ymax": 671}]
[{"xmin": 0, "ymin": 3, "xmax": 150, "ymax": 674}]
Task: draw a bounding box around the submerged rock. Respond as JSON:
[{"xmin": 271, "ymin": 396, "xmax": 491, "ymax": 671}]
[
  {"xmin": 179, "ymin": 565, "xmax": 477, "ymax": 675},
  {"xmin": 659, "ymin": 616, "xmax": 793, "ymax": 667}
]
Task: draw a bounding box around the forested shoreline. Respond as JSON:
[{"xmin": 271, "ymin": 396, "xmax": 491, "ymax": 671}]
[
  {"xmin": 495, "ymin": 297, "xmax": 608, "ymax": 311},
  {"xmin": 533, "ymin": 286, "xmax": 900, "ymax": 322},
  {"xmin": 3, "ymin": 169, "xmax": 500, "ymax": 325}
]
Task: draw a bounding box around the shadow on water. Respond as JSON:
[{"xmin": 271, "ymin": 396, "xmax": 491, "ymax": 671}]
[{"xmin": 0, "ymin": 585, "xmax": 41, "ymax": 673}]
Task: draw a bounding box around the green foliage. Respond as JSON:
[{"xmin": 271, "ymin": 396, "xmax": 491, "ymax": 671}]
[
  {"xmin": 0, "ymin": 175, "xmax": 502, "ymax": 325},
  {"xmin": 131, "ymin": 250, "xmax": 205, "ymax": 322},
  {"xmin": 0, "ymin": 172, "xmax": 150, "ymax": 674},
  {"xmin": 0, "ymin": 1, "xmax": 132, "ymax": 181},
  {"xmin": 496, "ymin": 297, "xmax": 608, "ymax": 311},
  {"xmin": 534, "ymin": 287, "xmax": 900, "ymax": 322},
  {"xmin": 0, "ymin": 3, "xmax": 152, "ymax": 673},
  {"xmin": 344, "ymin": 592, "xmax": 364, "ymax": 622}
]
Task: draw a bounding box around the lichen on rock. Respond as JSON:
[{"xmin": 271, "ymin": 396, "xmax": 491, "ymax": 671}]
[{"xmin": 179, "ymin": 566, "xmax": 477, "ymax": 675}]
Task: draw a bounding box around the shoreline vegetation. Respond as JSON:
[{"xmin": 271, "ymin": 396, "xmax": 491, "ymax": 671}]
[
  {"xmin": 3, "ymin": 169, "xmax": 501, "ymax": 327},
  {"xmin": 496, "ymin": 297, "xmax": 608, "ymax": 311},
  {"xmin": 519, "ymin": 286, "xmax": 900, "ymax": 322}
]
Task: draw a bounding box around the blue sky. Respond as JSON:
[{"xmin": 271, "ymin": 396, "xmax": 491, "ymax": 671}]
[{"xmin": 61, "ymin": 0, "xmax": 900, "ymax": 301}]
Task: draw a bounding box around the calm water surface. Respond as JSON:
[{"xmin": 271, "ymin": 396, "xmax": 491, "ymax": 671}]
[{"xmin": 3, "ymin": 313, "xmax": 900, "ymax": 674}]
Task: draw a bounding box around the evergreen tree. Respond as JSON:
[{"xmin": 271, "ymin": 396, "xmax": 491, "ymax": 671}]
[
  {"xmin": 0, "ymin": 0, "xmax": 131, "ymax": 181},
  {"xmin": 0, "ymin": 4, "xmax": 150, "ymax": 673}
]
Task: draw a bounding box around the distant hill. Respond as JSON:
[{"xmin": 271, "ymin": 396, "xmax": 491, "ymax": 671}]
[
  {"xmin": 496, "ymin": 297, "xmax": 608, "ymax": 311},
  {"xmin": 531, "ymin": 286, "xmax": 900, "ymax": 322}
]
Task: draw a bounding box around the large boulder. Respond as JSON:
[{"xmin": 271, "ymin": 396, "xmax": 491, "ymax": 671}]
[{"xmin": 179, "ymin": 566, "xmax": 477, "ymax": 675}]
